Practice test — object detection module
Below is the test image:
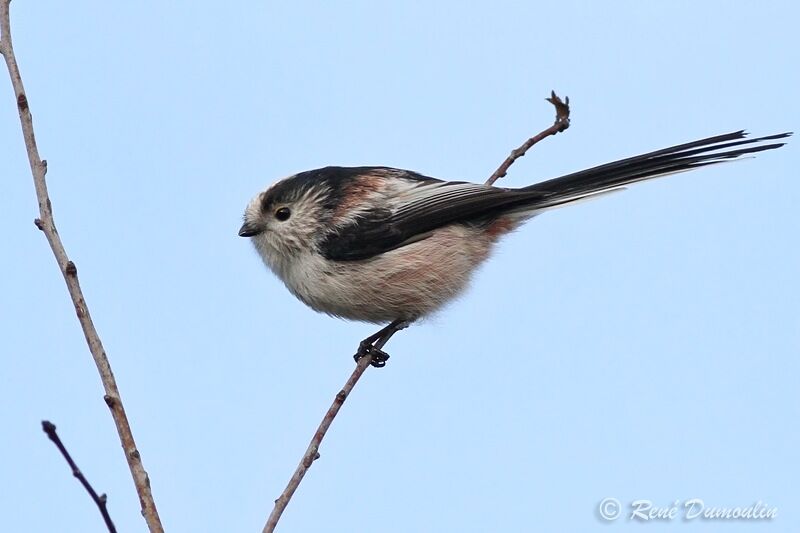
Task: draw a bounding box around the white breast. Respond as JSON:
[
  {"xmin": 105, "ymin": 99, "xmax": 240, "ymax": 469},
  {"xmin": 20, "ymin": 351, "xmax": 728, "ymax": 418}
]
[{"xmin": 254, "ymin": 224, "xmax": 500, "ymax": 323}]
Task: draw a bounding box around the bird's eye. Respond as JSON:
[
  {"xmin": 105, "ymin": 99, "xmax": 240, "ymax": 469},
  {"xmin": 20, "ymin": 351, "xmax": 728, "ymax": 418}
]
[{"xmin": 275, "ymin": 207, "xmax": 291, "ymax": 221}]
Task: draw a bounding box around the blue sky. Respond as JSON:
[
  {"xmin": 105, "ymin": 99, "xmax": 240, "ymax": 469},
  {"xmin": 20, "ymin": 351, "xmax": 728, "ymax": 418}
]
[{"xmin": 1, "ymin": 1, "xmax": 798, "ymax": 532}]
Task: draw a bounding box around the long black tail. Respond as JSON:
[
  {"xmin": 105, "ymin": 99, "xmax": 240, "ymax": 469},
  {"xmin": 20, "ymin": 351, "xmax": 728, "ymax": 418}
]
[{"xmin": 523, "ymin": 131, "xmax": 791, "ymax": 210}]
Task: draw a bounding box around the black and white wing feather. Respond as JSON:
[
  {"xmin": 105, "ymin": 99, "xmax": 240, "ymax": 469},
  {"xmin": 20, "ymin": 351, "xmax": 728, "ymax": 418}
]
[
  {"xmin": 320, "ymin": 131, "xmax": 790, "ymax": 261},
  {"xmin": 320, "ymin": 180, "xmax": 541, "ymax": 261}
]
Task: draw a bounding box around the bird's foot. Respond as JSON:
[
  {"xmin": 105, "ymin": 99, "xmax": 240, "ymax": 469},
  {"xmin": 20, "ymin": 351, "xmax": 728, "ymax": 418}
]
[{"xmin": 354, "ymin": 340, "xmax": 390, "ymax": 368}]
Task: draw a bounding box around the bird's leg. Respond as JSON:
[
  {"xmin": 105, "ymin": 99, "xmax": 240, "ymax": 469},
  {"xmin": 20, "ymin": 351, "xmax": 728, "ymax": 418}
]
[{"xmin": 354, "ymin": 319, "xmax": 409, "ymax": 368}]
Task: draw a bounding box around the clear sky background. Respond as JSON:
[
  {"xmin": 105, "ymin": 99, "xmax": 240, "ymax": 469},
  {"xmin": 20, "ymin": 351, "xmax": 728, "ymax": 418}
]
[{"xmin": 1, "ymin": 1, "xmax": 798, "ymax": 532}]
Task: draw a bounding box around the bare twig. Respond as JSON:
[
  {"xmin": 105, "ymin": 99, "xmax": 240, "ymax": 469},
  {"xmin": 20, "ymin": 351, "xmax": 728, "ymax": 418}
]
[
  {"xmin": 485, "ymin": 90, "xmax": 570, "ymax": 186},
  {"xmin": 42, "ymin": 421, "xmax": 117, "ymax": 533},
  {"xmin": 0, "ymin": 4, "xmax": 163, "ymax": 532},
  {"xmin": 263, "ymin": 345, "xmax": 379, "ymax": 532}
]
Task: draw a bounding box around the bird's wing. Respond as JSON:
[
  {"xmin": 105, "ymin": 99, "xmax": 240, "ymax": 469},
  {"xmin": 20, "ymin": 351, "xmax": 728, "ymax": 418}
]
[{"xmin": 319, "ymin": 179, "xmax": 542, "ymax": 261}]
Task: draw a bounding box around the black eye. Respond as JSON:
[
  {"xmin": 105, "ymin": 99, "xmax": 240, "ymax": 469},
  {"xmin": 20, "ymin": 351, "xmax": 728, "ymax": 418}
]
[{"xmin": 275, "ymin": 207, "xmax": 291, "ymax": 221}]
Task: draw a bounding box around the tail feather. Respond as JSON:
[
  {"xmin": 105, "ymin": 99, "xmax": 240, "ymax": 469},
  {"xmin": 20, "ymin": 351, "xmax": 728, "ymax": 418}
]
[{"xmin": 523, "ymin": 131, "xmax": 791, "ymax": 210}]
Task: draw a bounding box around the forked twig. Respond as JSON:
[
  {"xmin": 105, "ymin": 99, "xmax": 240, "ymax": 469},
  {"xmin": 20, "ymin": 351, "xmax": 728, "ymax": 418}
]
[
  {"xmin": 263, "ymin": 92, "xmax": 572, "ymax": 532},
  {"xmin": 0, "ymin": 3, "xmax": 163, "ymax": 532},
  {"xmin": 42, "ymin": 421, "xmax": 117, "ymax": 533},
  {"xmin": 485, "ymin": 90, "xmax": 570, "ymax": 186}
]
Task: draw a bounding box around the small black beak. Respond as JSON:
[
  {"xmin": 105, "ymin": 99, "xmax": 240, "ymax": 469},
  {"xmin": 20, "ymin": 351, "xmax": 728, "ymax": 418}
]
[{"xmin": 238, "ymin": 221, "xmax": 263, "ymax": 237}]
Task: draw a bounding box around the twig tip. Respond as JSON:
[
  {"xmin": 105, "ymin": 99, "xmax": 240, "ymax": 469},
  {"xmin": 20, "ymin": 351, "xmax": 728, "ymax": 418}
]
[{"xmin": 485, "ymin": 90, "xmax": 573, "ymax": 186}]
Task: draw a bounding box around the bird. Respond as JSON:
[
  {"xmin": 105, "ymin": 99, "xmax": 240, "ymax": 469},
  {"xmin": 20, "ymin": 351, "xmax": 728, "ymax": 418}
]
[{"xmin": 239, "ymin": 130, "xmax": 790, "ymax": 366}]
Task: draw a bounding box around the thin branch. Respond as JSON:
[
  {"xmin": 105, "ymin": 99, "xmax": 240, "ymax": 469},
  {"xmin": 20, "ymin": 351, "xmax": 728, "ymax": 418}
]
[
  {"xmin": 262, "ymin": 91, "xmax": 573, "ymax": 532},
  {"xmin": 42, "ymin": 421, "xmax": 117, "ymax": 533},
  {"xmin": 263, "ymin": 346, "xmax": 379, "ymax": 533},
  {"xmin": 485, "ymin": 90, "xmax": 571, "ymax": 186},
  {"xmin": 0, "ymin": 4, "xmax": 164, "ymax": 532}
]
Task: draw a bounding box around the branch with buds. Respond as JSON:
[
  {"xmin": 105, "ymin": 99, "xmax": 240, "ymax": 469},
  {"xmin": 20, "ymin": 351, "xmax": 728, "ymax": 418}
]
[
  {"xmin": 486, "ymin": 91, "xmax": 571, "ymax": 186},
  {"xmin": 0, "ymin": 2, "xmax": 163, "ymax": 532},
  {"xmin": 42, "ymin": 421, "xmax": 117, "ymax": 533}
]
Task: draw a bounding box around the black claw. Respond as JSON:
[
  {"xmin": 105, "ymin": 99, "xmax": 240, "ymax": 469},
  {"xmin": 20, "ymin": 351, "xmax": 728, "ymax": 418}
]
[
  {"xmin": 353, "ymin": 319, "xmax": 407, "ymax": 368},
  {"xmin": 369, "ymin": 349, "xmax": 390, "ymax": 368},
  {"xmin": 353, "ymin": 342, "xmax": 390, "ymax": 368},
  {"xmin": 354, "ymin": 340, "xmax": 372, "ymax": 362}
]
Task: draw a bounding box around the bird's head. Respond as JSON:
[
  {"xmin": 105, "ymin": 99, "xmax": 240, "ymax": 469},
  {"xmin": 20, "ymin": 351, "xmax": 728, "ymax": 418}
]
[{"xmin": 239, "ymin": 172, "xmax": 336, "ymax": 261}]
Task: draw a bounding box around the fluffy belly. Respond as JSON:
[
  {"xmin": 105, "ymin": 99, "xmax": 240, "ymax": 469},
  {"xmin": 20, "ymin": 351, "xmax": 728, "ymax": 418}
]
[{"xmin": 283, "ymin": 225, "xmax": 496, "ymax": 323}]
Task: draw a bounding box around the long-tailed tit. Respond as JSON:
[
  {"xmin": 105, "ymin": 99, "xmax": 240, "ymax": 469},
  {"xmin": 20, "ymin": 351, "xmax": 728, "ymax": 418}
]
[{"xmin": 240, "ymin": 131, "xmax": 789, "ymax": 366}]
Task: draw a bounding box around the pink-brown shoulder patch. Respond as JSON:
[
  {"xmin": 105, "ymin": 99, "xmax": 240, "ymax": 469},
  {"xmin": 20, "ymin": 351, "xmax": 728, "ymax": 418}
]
[
  {"xmin": 485, "ymin": 217, "xmax": 514, "ymax": 239},
  {"xmin": 331, "ymin": 172, "xmax": 385, "ymax": 221}
]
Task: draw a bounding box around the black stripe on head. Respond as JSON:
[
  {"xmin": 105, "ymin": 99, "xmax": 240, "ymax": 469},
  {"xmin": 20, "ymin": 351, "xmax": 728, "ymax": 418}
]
[
  {"xmin": 260, "ymin": 166, "xmax": 438, "ymax": 213},
  {"xmin": 261, "ymin": 167, "xmax": 342, "ymax": 213}
]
